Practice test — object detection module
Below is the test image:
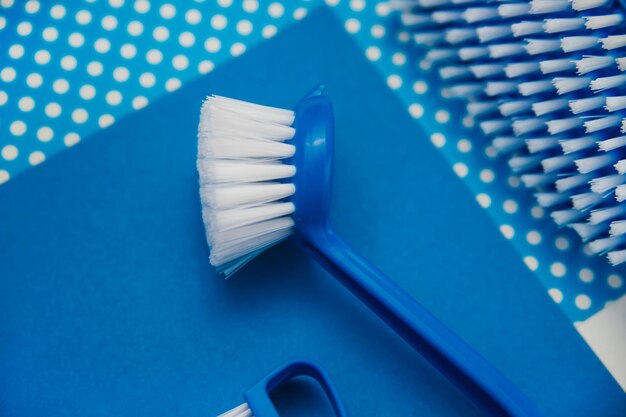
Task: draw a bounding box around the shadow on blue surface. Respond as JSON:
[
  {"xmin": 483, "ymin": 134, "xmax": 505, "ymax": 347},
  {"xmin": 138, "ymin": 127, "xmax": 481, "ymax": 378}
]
[{"xmin": 1, "ymin": 6, "xmax": 624, "ymax": 417}]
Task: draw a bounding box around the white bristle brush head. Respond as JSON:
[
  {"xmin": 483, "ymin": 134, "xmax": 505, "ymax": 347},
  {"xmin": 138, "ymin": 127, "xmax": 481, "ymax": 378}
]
[
  {"xmin": 585, "ymin": 14, "xmax": 624, "ymax": 30},
  {"xmin": 572, "ymin": 0, "xmax": 610, "ymax": 12},
  {"xmin": 198, "ymin": 95, "xmax": 298, "ymax": 277},
  {"xmin": 218, "ymin": 403, "xmax": 252, "ymax": 417},
  {"xmin": 608, "ymin": 249, "xmax": 626, "ymax": 266}
]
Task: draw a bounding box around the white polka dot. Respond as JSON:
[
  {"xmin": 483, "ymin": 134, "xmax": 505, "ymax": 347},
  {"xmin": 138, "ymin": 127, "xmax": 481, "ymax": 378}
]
[
  {"xmin": 463, "ymin": 115, "xmax": 475, "ymax": 128},
  {"xmin": 391, "ymin": 52, "xmax": 406, "ymax": 66},
  {"xmin": 236, "ymin": 19, "xmax": 253, "ymax": 35},
  {"xmin": 524, "ymin": 256, "xmax": 539, "ymax": 271},
  {"xmin": 387, "ymin": 74, "xmax": 402, "ymax": 89},
  {"xmin": 293, "ymin": 7, "xmax": 307, "ymax": 20},
  {"xmin": 413, "ymin": 81, "xmax": 428, "ymax": 94},
  {"xmin": 476, "ymin": 193, "xmax": 491, "ymax": 208},
  {"xmin": 25, "ymin": 0, "xmax": 39, "ymax": 13},
  {"xmin": 217, "ymin": 0, "xmax": 233, "ymax": 6},
  {"xmin": 0, "ymin": 91, "xmax": 7, "ymax": 105},
  {"xmin": 430, "ymin": 133, "xmax": 446, "ymax": 148},
  {"xmin": 159, "ymin": 3, "xmax": 176, "ymax": 19},
  {"xmin": 34, "ymin": 49, "xmax": 50, "ymax": 64},
  {"xmin": 172, "ymin": 54, "xmax": 189, "ymax": 70},
  {"xmin": 165, "ymin": 78, "xmax": 181, "ymax": 92},
  {"xmin": 500, "ymin": 224, "xmax": 515, "ymax": 239},
  {"xmin": 325, "ymin": 0, "xmax": 339, "ymax": 6},
  {"xmin": 204, "ymin": 37, "xmax": 221, "ymax": 53},
  {"xmin": 579, "ymin": 268, "xmax": 594, "ymax": 283},
  {"xmin": 105, "ymin": 90, "xmax": 122, "ymax": 105},
  {"xmin": 153, "ymin": 26, "xmax": 169, "ymax": 42},
  {"xmin": 0, "ymin": 17, "xmax": 5, "ymax": 30},
  {"xmin": 64, "ymin": 132, "xmax": 80, "ymax": 147},
  {"xmin": 94, "ymin": 38, "xmax": 110, "ymax": 53},
  {"xmin": 198, "ymin": 60, "xmax": 214, "ymax": 74},
  {"xmin": 114, "ymin": 68, "xmax": 131, "ymax": 83},
  {"xmin": 45, "ymin": 102, "xmax": 62, "ymax": 117},
  {"xmin": 50, "ymin": 5, "xmax": 66, "ymax": 19},
  {"xmin": 503, "ymin": 199, "xmax": 518, "ymax": 214},
  {"xmin": 17, "ymin": 21, "xmax": 33, "ymax": 36},
  {"xmin": 144, "ymin": 49, "xmax": 162, "ymax": 65},
  {"xmin": 575, "ymin": 294, "xmax": 591, "ymax": 310},
  {"xmin": 211, "ymin": 14, "xmax": 227, "ymax": 30},
  {"xmin": 608, "ymin": 274, "xmax": 623, "ymax": 289},
  {"xmin": 60, "ymin": 55, "xmax": 77, "ymax": 71},
  {"xmin": 26, "ymin": 73, "xmax": 42, "ymax": 88},
  {"xmin": 132, "ymin": 96, "xmax": 148, "ymax": 110},
  {"xmin": 18, "ymin": 96, "xmax": 34, "ymax": 111},
  {"xmin": 68, "ymin": 32, "xmax": 84, "ymax": 47},
  {"xmin": 52, "ymin": 79, "xmax": 69, "ymax": 94},
  {"xmin": 75, "ymin": 10, "xmax": 91, "ymax": 25},
  {"xmin": 262, "ymin": 25, "xmax": 277, "ymax": 38},
  {"xmin": 419, "ymin": 59, "xmax": 432, "ymax": 71},
  {"xmin": 453, "ymin": 162, "xmax": 468, "ymax": 178},
  {"xmin": 28, "ymin": 151, "xmax": 45, "ymax": 165},
  {"xmin": 375, "ymin": 2, "xmax": 390, "ymax": 16},
  {"xmin": 435, "ymin": 109, "xmax": 450, "ymax": 124},
  {"xmin": 371, "ymin": 24, "xmax": 385, "ymax": 38},
  {"xmin": 72, "ymin": 108, "xmax": 88, "ymax": 124},
  {"xmin": 109, "ymin": 0, "xmax": 124, "ymax": 8},
  {"xmin": 531, "ymin": 205, "xmax": 544, "ymax": 219},
  {"xmin": 583, "ymin": 245, "xmax": 594, "ymax": 257},
  {"xmin": 456, "ymin": 139, "xmax": 472, "ymax": 153},
  {"xmin": 9, "ymin": 44, "xmax": 24, "ymax": 59},
  {"xmin": 268, "ymin": 2, "xmax": 284, "ymax": 18},
  {"xmin": 365, "ymin": 46, "xmax": 381, "ymax": 61},
  {"xmin": 98, "ymin": 114, "xmax": 115, "ymax": 128},
  {"xmin": 101, "ymin": 15, "xmax": 117, "ymax": 30},
  {"xmin": 350, "ymin": 0, "xmax": 366, "ymax": 11},
  {"xmin": 408, "ymin": 103, "xmax": 424, "ymax": 119},
  {"xmin": 230, "ymin": 42, "xmax": 246, "ymax": 56},
  {"xmin": 36, "ymin": 126, "xmax": 53, "ymax": 142},
  {"xmin": 1, "ymin": 0, "xmax": 15, "ymax": 8},
  {"xmin": 345, "ymin": 18, "xmax": 360, "ymax": 33},
  {"xmin": 139, "ymin": 72, "xmax": 156, "ymax": 88},
  {"xmin": 127, "ymin": 21, "xmax": 143, "ymax": 36},
  {"xmin": 9, "ymin": 121, "xmax": 26, "ymax": 136},
  {"xmin": 120, "ymin": 44, "xmax": 136, "ymax": 59},
  {"xmin": 555, "ymin": 237, "xmax": 570, "ymax": 251},
  {"xmin": 79, "ymin": 85, "xmax": 96, "ymax": 100},
  {"xmin": 179, "ymin": 31, "xmax": 195, "ymax": 47},
  {"xmin": 398, "ymin": 31, "xmax": 410, "ymax": 43},
  {"xmin": 550, "ymin": 262, "xmax": 566, "ymax": 277},
  {"xmin": 548, "ymin": 288, "xmax": 563, "ymax": 303},
  {"xmin": 243, "ymin": 0, "xmax": 258, "ymax": 12},
  {"xmin": 526, "ymin": 230, "xmax": 542, "ymax": 245},
  {"xmin": 1, "ymin": 145, "xmax": 18, "ymax": 160},
  {"xmin": 185, "ymin": 9, "xmax": 201, "ymax": 24},
  {"xmin": 1, "ymin": 67, "xmax": 16, "ymax": 82},
  {"xmin": 0, "ymin": 170, "xmax": 9, "ymax": 184},
  {"xmin": 87, "ymin": 61, "xmax": 104, "ymax": 76},
  {"xmin": 134, "ymin": 0, "xmax": 150, "ymax": 13},
  {"xmin": 42, "ymin": 27, "xmax": 58, "ymax": 41}
]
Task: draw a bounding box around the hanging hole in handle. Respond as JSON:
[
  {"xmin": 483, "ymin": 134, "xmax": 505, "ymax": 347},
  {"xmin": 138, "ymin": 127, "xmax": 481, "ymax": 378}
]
[{"xmin": 270, "ymin": 375, "xmax": 338, "ymax": 417}]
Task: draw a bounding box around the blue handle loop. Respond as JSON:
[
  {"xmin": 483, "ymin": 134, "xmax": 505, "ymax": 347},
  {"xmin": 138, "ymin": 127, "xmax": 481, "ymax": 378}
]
[
  {"xmin": 244, "ymin": 357, "xmax": 347, "ymax": 417},
  {"xmin": 290, "ymin": 87, "xmax": 543, "ymax": 417}
]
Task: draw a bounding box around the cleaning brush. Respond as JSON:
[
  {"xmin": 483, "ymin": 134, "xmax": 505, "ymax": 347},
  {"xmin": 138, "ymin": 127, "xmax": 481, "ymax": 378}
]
[
  {"xmin": 391, "ymin": 0, "xmax": 626, "ymax": 265},
  {"xmin": 217, "ymin": 358, "xmax": 347, "ymax": 417},
  {"xmin": 197, "ymin": 86, "xmax": 541, "ymax": 416}
]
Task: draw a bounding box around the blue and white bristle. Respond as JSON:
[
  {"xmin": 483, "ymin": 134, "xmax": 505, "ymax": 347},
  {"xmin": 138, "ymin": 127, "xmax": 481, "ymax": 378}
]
[{"xmin": 393, "ymin": 0, "xmax": 626, "ymax": 266}]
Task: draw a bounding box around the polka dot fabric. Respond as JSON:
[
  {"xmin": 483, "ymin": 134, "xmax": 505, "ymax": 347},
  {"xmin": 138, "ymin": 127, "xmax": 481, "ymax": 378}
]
[{"xmin": 1, "ymin": 0, "xmax": 624, "ymax": 324}]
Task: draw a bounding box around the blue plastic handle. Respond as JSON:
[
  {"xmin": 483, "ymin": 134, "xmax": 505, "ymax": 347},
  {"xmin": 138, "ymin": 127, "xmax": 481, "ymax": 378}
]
[
  {"xmin": 245, "ymin": 357, "xmax": 347, "ymax": 417},
  {"xmin": 289, "ymin": 86, "xmax": 543, "ymax": 417}
]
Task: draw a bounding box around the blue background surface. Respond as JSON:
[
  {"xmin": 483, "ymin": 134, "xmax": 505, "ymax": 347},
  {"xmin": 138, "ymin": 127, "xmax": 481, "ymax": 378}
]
[{"xmin": 1, "ymin": 8, "xmax": 624, "ymax": 416}]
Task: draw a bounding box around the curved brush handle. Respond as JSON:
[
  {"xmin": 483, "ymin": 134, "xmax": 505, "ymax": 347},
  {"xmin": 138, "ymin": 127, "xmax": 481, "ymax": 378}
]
[
  {"xmin": 300, "ymin": 228, "xmax": 543, "ymax": 417},
  {"xmin": 244, "ymin": 357, "xmax": 347, "ymax": 417}
]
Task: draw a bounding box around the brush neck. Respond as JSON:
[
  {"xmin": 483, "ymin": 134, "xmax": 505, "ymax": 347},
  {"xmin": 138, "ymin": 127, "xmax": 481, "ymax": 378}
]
[{"xmin": 298, "ymin": 226, "xmax": 543, "ymax": 417}]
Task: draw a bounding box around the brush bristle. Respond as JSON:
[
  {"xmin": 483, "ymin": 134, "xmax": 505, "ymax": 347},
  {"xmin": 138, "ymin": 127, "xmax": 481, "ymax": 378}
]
[
  {"xmin": 198, "ymin": 95, "xmax": 297, "ymax": 277},
  {"xmin": 396, "ymin": 0, "xmax": 626, "ymax": 265},
  {"xmin": 218, "ymin": 403, "xmax": 253, "ymax": 417}
]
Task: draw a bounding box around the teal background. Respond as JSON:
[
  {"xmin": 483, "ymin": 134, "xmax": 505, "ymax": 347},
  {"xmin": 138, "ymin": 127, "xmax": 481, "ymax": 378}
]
[{"xmin": 1, "ymin": 9, "xmax": 624, "ymax": 416}]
